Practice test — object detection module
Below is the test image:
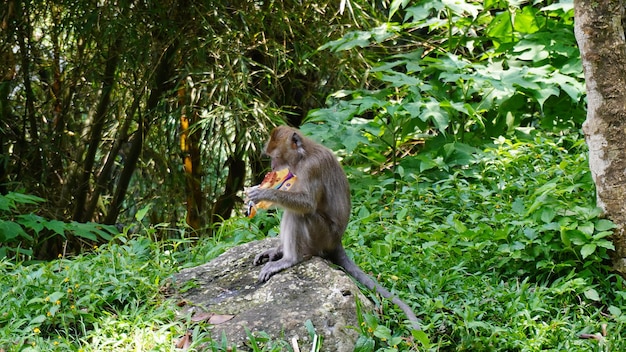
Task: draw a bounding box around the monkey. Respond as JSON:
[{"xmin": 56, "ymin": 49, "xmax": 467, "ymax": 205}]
[{"xmin": 246, "ymin": 125, "xmax": 420, "ymax": 330}]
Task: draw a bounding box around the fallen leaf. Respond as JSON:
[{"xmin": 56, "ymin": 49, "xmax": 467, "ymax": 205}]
[
  {"xmin": 190, "ymin": 311, "xmax": 213, "ymax": 322},
  {"xmin": 209, "ymin": 314, "xmax": 235, "ymax": 325},
  {"xmin": 175, "ymin": 330, "xmax": 192, "ymax": 349}
]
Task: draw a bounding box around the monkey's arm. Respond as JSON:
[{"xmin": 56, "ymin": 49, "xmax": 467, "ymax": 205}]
[{"xmin": 246, "ymin": 186, "xmax": 318, "ymax": 214}]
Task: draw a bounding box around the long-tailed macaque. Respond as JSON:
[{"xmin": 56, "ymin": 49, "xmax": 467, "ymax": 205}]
[{"xmin": 246, "ymin": 126, "xmax": 420, "ymax": 330}]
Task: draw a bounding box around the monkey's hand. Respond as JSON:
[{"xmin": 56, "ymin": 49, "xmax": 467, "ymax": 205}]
[
  {"xmin": 253, "ymin": 247, "xmax": 283, "ymax": 266},
  {"xmin": 245, "ymin": 169, "xmax": 297, "ymax": 218},
  {"xmin": 245, "ymin": 185, "xmax": 264, "ymax": 204}
]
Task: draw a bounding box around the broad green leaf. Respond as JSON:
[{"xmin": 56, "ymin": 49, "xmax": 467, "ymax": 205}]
[
  {"xmin": 513, "ymin": 6, "xmax": 541, "ymax": 34},
  {"xmin": 540, "ymin": 207, "xmax": 556, "ymax": 223},
  {"xmin": 404, "ymin": 2, "xmax": 443, "ymax": 23},
  {"xmin": 580, "ymin": 243, "xmax": 596, "ymax": 259},
  {"xmin": 354, "ymin": 335, "xmax": 375, "ymax": 352},
  {"xmin": 421, "ymin": 99, "xmax": 449, "ymax": 132},
  {"xmin": 389, "ymin": 0, "xmax": 410, "ymax": 20},
  {"xmin": 596, "ymin": 240, "xmax": 615, "ymax": 250},
  {"xmin": 373, "ymin": 325, "xmax": 393, "ymax": 340},
  {"xmin": 551, "ymin": 72, "xmax": 585, "ymax": 100},
  {"xmin": 17, "ymin": 214, "xmax": 45, "ymax": 233},
  {"xmin": 486, "ymin": 11, "xmax": 513, "ymax": 44},
  {"xmin": 31, "ymin": 315, "xmax": 46, "ymax": 325},
  {"xmin": 412, "ymin": 329, "xmax": 431, "ymax": 346},
  {"xmin": 514, "ymin": 42, "xmax": 548, "ymax": 62},
  {"xmin": 6, "ymin": 192, "xmax": 46, "ymax": 206},
  {"xmin": 540, "ymin": 2, "xmax": 574, "ymax": 13},
  {"xmin": 320, "ymin": 31, "xmax": 372, "ymax": 52},
  {"xmin": 372, "ymin": 241, "xmax": 392, "ymax": 257},
  {"xmin": 0, "ymin": 197, "xmax": 10, "ymax": 211},
  {"xmin": 584, "ymin": 288, "xmax": 601, "ymax": 302},
  {"xmin": 135, "ymin": 204, "xmax": 152, "ymax": 222},
  {"xmin": 381, "ymin": 72, "xmax": 421, "ymax": 87},
  {"xmin": 578, "ymin": 222, "xmax": 595, "ymax": 236},
  {"xmin": 44, "ymin": 220, "xmax": 67, "ymax": 237},
  {"xmin": 443, "ymin": 0, "xmax": 482, "ymax": 19},
  {"xmin": 47, "ymin": 291, "xmax": 65, "ymax": 302},
  {"xmin": 608, "ymin": 305, "xmax": 622, "ymax": 317},
  {"xmin": 595, "ymin": 219, "xmax": 616, "ymax": 232},
  {"xmin": 0, "ymin": 220, "xmax": 28, "ymax": 241},
  {"xmin": 512, "ymin": 198, "xmax": 525, "ymax": 215}
]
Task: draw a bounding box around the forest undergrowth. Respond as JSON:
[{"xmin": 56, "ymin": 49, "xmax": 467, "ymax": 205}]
[{"xmin": 1, "ymin": 129, "xmax": 623, "ymax": 351}]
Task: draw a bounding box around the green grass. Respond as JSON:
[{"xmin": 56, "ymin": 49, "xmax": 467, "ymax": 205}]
[{"xmin": 1, "ymin": 130, "xmax": 624, "ymax": 351}]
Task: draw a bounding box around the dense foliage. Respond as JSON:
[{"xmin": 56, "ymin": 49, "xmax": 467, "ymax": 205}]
[
  {"xmin": 1, "ymin": 0, "xmax": 377, "ymax": 258},
  {"xmin": 2, "ymin": 0, "xmax": 622, "ymax": 351},
  {"xmin": 1, "ymin": 131, "xmax": 622, "ymax": 351}
]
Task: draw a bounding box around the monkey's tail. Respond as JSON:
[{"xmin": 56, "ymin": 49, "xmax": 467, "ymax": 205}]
[{"xmin": 330, "ymin": 247, "xmax": 421, "ymax": 331}]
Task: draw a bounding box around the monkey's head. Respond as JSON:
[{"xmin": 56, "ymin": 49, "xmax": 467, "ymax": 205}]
[{"xmin": 265, "ymin": 126, "xmax": 306, "ymax": 171}]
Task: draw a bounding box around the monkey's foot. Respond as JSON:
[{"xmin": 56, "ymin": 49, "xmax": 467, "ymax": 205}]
[
  {"xmin": 258, "ymin": 258, "xmax": 298, "ymax": 282},
  {"xmin": 253, "ymin": 248, "xmax": 283, "ymax": 266}
]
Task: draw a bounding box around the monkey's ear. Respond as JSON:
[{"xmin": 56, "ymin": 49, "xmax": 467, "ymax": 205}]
[{"xmin": 291, "ymin": 132, "xmax": 304, "ymax": 152}]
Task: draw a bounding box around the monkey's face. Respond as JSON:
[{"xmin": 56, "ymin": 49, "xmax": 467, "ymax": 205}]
[
  {"xmin": 265, "ymin": 126, "xmax": 297, "ymax": 171},
  {"xmin": 265, "ymin": 143, "xmax": 288, "ymax": 171}
]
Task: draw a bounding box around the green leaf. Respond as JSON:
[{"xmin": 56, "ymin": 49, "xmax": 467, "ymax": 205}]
[
  {"xmin": 48, "ymin": 291, "xmax": 65, "ymax": 302},
  {"xmin": 412, "ymin": 329, "xmax": 431, "ymax": 347},
  {"xmin": 31, "ymin": 315, "xmax": 46, "ymax": 325},
  {"xmin": 388, "ymin": 0, "xmax": 409, "ymax": 20},
  {"xmin": 372, "ymin": 241, "xmax": 392, "ymax": 257},
  {"xmin": 445, "ymin": 0, "xmax": 482, "ymax": 18},
  {"xmin": 17, "ymin": 214, "xmax": 45, "ymax": 233},
  {"xmin": 0, "ymin": 220, "xmax": 28, "ymax": 241},
  {"xmin": 486, "ymin": 11, "xmax": 513, "ymax": 44},
  {"xmin": 540, "ymin": 207, "xmax": 555, "ymax": 223},
  {"xmin": 44, "ymin": 220, "xmax": 67, "ymax": 237},
  {"xmin": 373, "ymin": 325, "xmax": 393, "ymax": 340},
  {"xmin": 512, "ymin": 198, "xmax": 525, "ymax": 215},
  {"xmin": 404, "ymin": 2, "xmax": 442, "ymax": 23},
  {"xmin": 608, "ymin": 305, "xmax": 622, "ymax": 317},
  {"xmin": 304, "ymin": 319, "xmax": 316, "ymax": 339},
  {"xmin": 320, "ymin": 31, "xmax": 372, "ymax": 52},
  {"xmin": 354, "ymin": 335, "xmax": 375, "ymax": 352},
  {"xmin": 578, "ymin": 222, "xmax": 595, "ymax": 236},
  {"xmin": 68, "ymin": 222, "xmax": 115, "ymax": 241},
  {"xmin": 0, "ymin": 197, "xmax": 10, "ymax": 211},
  {"xmin": 594, "ymin": 219, "xmax": 616, "ymax": 232},
  {"xmin": 584, "ymin": 288, "xmax": 601, "ymax": 302},
  {"xmin": 596, "ymin": 240, "xmax": 615, "ymax": 250},
  {"xmin": 513, "ymin": 6, "xmax": 541, "ymax": 34},
  {"xmin": 5, "ymin": 192, "xmax": 46, "ymax": 206},
  {"xmin": 421, "ymin": 99, "xmax": 450, "ymax": 132},
  {"xmin": 580, "ymin": 244, "xmax": 596, "ymax": 259},
  {"xmin": 381, "ymin": 72, "xmax": 421, "ymax": 87},
  {"xmin": 514, "ymin": 41, "xmax": 548, "ymax": 62},
  {"xmin": 135, "ymin": 204, "xmax": 152, "ymax": 222},
  {"xmin": 551, "ymin": 72, "xmax": 585, "ymax": 101}
]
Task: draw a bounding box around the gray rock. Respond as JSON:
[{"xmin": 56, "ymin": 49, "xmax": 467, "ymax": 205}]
[{"xmin": 172, "ymin": 238, "xmax": 373, "ymax": 351}]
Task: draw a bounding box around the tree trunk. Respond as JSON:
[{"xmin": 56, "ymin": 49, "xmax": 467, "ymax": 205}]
[
  {"xmin": 73, "ymin": 38, "xmax": 121, "ymax": 222},
  {"xmin": 211, "ymin": 156, "xmax": 246, "ymax": 224},
  {"xmin": 16, "ymin": 0, "xmax": 42, "ymax": 184},
  {"xmin": 179, "ymin": 86, "xmax": 204, "ymax": 230},
  {"xmin": 574, "ymin": 0, "xmax": 626, "ymax": 274},
  {"xmin": 104, "ymin": 42, "xmax": 177, "ymax": 225}
]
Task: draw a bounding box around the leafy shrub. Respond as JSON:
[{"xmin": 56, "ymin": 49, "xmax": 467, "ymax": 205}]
[
  {"xmin": 305, "ymin": 0, "xmax": 584, "ymax": 171},
  {"xmin": 343, "ymin": 130, "xmax": 623, "ymax": 351},
  {"xmin": 0, "ymin": 192, "xmax": 116, "ymax": 260}
]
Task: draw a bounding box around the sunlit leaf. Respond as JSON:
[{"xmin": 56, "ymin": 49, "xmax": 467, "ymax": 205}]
[{"xmin": 580, "ymin": 244, "xmax": 596, "ymax": 259}]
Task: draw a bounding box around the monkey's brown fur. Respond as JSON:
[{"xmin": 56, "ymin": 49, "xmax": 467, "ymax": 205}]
[{"xmin": 246, "ymin": 126, "xmax": 420, "ymax": 330}]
